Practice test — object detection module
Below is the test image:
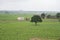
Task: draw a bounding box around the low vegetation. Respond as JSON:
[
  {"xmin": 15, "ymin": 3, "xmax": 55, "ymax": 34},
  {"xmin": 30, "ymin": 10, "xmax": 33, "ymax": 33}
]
[{"xmin": 0, "ymin": 14, "xmax": 60, "ymax": 40}]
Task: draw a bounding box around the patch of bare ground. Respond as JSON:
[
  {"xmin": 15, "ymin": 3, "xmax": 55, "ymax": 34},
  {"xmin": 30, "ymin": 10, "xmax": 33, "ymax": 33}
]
[
  {"xmin": 29, "ymin": 37, "xmax": 41, "ymax": 40},
  {"xmin": 29, "ymin": 37, "xmax": 55, "ymax": 40}
]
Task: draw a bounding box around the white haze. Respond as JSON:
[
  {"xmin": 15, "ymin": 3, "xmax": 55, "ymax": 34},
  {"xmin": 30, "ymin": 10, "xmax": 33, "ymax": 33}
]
[{"xmin": 0, "ymin": 0, "xmax": 60, "ymax": 11}]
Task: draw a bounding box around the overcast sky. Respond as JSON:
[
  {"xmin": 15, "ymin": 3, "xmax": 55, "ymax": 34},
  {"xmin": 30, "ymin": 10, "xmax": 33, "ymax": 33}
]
[{"xmin": 0, "ymin": 0, "xmax": 60, "ymax": 11}]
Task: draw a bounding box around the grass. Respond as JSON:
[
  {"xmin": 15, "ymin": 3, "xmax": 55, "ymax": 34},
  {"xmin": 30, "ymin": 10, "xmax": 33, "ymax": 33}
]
[{"xmin": 0, "ymin": 14, "xmax": 60, "ymax": 40}]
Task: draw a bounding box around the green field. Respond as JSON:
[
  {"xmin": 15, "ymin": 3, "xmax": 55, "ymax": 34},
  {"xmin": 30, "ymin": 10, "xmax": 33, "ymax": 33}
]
[{"xmin": 0, "ymin": 14, "xmax": 60, "ymax": 40}]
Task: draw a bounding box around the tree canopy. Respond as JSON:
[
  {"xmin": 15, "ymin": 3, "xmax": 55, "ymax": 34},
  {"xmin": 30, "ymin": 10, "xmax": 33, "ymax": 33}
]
[
  {"xmin": 41, "ymin": 13, "xmax": 45, "ymax": 19},
  {"xmin": 56, "ymin": 13, "xmax": 60, "ymax": 18},
  {"xmin": 31, "ymin": 15, "xmax": 42, "ymax": 25}
]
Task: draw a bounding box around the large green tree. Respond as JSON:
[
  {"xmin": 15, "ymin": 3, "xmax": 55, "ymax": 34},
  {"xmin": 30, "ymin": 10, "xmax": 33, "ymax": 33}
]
[{"xmin": 31, "ymin": 15, "xmax": 42, "ymax": 25}]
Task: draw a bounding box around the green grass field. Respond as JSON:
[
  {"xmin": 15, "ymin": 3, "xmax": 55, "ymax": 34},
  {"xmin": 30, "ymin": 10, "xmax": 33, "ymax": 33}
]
[{"xmin": 0, "ymin": 14, "xmax": 60, "ymax": 40}]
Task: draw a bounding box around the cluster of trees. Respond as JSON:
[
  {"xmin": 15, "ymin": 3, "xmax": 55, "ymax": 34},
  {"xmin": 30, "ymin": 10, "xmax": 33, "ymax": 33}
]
[
  {"xmin": 30, "ymin": 12, "xmax": 60, "ymax": 25},
  {"xmin": 30, "ymin": 13, "xmax": 46, "ymax": 26},
  {"xmin": 40, "ymin": 12, "xmax": 60, "ymax": 19},
  {"xmin": 46, "ymin": 13, "xmax": 60, "ymax": 22}
]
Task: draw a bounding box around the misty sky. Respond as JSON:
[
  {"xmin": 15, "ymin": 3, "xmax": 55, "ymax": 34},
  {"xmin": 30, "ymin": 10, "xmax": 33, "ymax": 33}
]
[{"xmin": 0, "ymin": 0, "xmax": 60, "ymax": 11}]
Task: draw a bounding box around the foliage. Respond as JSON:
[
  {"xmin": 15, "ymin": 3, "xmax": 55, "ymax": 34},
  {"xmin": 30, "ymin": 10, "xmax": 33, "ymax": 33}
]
[
  {"xmin": 31, "ymin": 15, "xmax": 42, "ymax": 25},
  {"xmin": 41, "ymin": 13, "xmax": 45, "ymax": 19},
  {"xmin": 56, "ymin": 13, "xmax": 60, "ymax": 22},
  {"xmin": 56, "ymin": 13, "xmax": 60, "ymax": 18},
  {"xmin": 47, "ymin": 15, "xmax": 51, "ymax": 18}
]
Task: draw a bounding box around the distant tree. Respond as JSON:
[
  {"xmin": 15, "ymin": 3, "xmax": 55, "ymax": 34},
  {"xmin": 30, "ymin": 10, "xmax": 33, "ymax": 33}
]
[
  {"xmin": 5, "ymin": 11, "xmax": 9, "ymax": 14},
  {"xmin": 56, "ymin": 13, "xmax": 60, "ymax": 18},
  {"xmin": 30, "ymin": 15, "xmax": 42, "ymax": 26},
  {"xmin": 56, "ymin": 13, "xmax": 60, "ymax": 22},
  {"xmin": 47, "ymin": 15, "xmax": 51, "ymax": 19},
  {"xmin": 41, "ymin": 13, "xmax": 45, "ymax": 19}
]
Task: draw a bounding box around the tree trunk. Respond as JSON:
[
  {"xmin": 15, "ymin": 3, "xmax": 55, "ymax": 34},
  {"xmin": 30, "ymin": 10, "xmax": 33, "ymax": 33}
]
[{"xmin": 35, "ymin": 22, "xmax": 37, "ymax": 26}]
